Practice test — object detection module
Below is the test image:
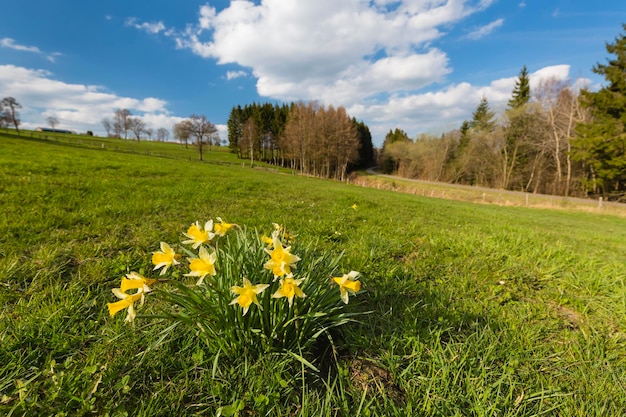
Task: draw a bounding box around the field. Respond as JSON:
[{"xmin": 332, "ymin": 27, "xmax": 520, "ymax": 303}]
[{"xmin": 1, "ymin": 132, "xmax": 625, "ymax": 416}]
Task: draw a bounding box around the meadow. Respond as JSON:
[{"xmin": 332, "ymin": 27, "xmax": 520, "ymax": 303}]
[{"xmin": 1, "ymin": 132, "xmax": 625, "ymax": 416}]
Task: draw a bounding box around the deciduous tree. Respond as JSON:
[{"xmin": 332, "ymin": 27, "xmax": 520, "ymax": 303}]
[
  {"xmin": 156, "ymin": 127, "xmax": 169, "ymax": 142},
  {"xmin": 1, "ymin": 97, "xmax": 22, "ymax": 134},
  {"xmin": 101, "ymin": 118, "xmax": 113, "ymax": 137},
  {"xmin": 46, "ymin": 116, "xmax": 59, "ymax": 130},
  {"xmin": 128, "ymin": 117, "xmax": 146, "ymax": 141}
]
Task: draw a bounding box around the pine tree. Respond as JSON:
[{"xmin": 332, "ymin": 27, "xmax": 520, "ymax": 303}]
[
  {"xmin": 470, "ymin": 96, "xmax": 496, "ymax": 132},
  {"xmin": 574, "ymin": 24, "xmax": 626, "ymax": 199},
  {"xmin": 508, "ymin": 65, "xmax": 531, "ymax": 109}
]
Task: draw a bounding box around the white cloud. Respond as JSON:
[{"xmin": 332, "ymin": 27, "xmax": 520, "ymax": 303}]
[
  {"xmin": 226, "ymin": 70, "xmax": 247, "ymax": 80},
  {"xmin": 125, "ymin": 17, "xmax": 166, "ymax": 34},
  {"xmin": 0, "ymin": 64, "xmax": 180, "ymax": 136},
  {"xmin": 1, "ymin": 37, "xmax": 61, "ymax": 62},
  {"xmin": 170, "ymin": 0, "xmax": 491, "ymax": 109},
  {"xmin": 466, "ymin": 18, "xmax": 504, "ymax": 40},
  {"xmin": 347, "ymin": 65, "xmax": 576, "ymax": 140}
]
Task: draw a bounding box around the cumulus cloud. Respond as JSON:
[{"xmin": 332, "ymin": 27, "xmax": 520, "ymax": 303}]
[
  {"xmin": 1, "ymin": 37, "xmax": 62, "ymax": 62},
  {"xmin": 0, "ymin": 64, "xmax": 180, "ymax": 135},
  {"xmin": 348, "ymin": 64, "xmax": 577, "ymax": 140},
  {"xmin": 466, "ymin": 18, "xmax": 504, "ymax": 40},
  {"xmin": 168, "ymin": 0, "xmax": 496, "ymax": 107}
]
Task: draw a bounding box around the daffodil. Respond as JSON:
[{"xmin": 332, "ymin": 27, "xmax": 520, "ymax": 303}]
[
  {"xmin": 272, "ymin": 274, "xmax": 306, "ymax": 307},
  {"xmin": 229, "ymin": 278, "xmax": 269, "ymax": 315},
  {"xmin": 152, "ymin": 242, "xmax": 179, "ymax": 275},
  {"xmin": 261, "ymin": 235, "xmax": 274, "ymax": 246},
  {"xmin": 264, "ymin": 236, "xmax": 301, "ymax": 277},
  {"xmin": 214, "ymin": 217, "xmax": 235, "ymax": 236},
  {"xmin": 107, "ymin": 289, "xmax": 144, "ymax": 323},
  {"xmin": 120, "ymin": 272, "xmax": 158, "ymax": 303},
  {"xmin": 351, "ymin": 204, "xmax": 358, "ymax": 210},
  {"xmin": 184, "ymin": 246, "xmax": 217, "ymax": 285},
  {"xmin": 182, "ymin": 221, "xmax": 215, "ymax": 249},
  {"xmin": 271, "ymin": 223, "xmax": 295, "ymax": 243},
  {"xmin": 333, "ymin": 271, "xmax": 361, "ymax": 304}
]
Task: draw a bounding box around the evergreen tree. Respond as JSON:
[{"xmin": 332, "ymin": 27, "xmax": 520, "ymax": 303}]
[
  {"xmin": 575, "ymin": 24, "xmax": 626, "ymax": 199},
  {"xmin": 470, "ymin": 96, "xmax": 496, "ymax": 132},
  {"xmin": 458, "ymin": 120, "xmax": 471, "ymax": 151},
  {"xmin": 350, "ymin": 118, "xmax": 374, "ymax": 170},
  {"xmin": 382, "ymin": 128, "xmax": 410, "ymax": 147},
  {"xmin": 508, "ymin": 65, "xmax": 531, "ymax": 109}
]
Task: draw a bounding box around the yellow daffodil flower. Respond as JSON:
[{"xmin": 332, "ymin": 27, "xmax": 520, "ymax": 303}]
[
  {"xmin": 264, "ymin": 236, "xmax": 301, "ymax": 277},
  {"xmin": 120, "ymin": 272, "xmax": 158, "ymax": 304},
  {"xmin": 120, "ymin": 272, "xmax": 157, "ymax": 293},
  {"xmin": 107, "ymin": 289, "xmax": 143, "ymax": 323},
  {"xmin": 351, "ymin": 204, "xmax": 358, "ymax": 210},
  {"xmin": 182, "ymin": 220, "xmax": 215, "ymax": 249},
  {"xmin": 261, "ymin": 235, "xmax": 274, "ymax": 246},
  {"xmin": 184, "ymin": 246, "xmax": 217, "ymax": 285},
  {"xmin": 272, "ymin": 274, "xmax": 306, "ymax": 307},
  {"xmin": 214, "ymin": 217, "xmax": 235, "ymax": 236},
  {"xmin": 333, "ymin": 271, "xmax": 361, "ymax": 304},
  {"xmin": 229, "ymin": 278, "xmax": 269, "ymax": 315},
  {"xmin": 152, "ymin": 242, "xmax": 179, "ymax": 275}
]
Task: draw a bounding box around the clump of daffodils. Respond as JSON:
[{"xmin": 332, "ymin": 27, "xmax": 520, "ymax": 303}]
[{"xmin": 106, "ymin": 218, "xmax": 363, "ymax": 359}]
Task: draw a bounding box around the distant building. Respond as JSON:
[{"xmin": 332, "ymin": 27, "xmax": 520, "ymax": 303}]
[{"xmin": 36, "ymin": 127, "xmax": 74, "ymax": 134}]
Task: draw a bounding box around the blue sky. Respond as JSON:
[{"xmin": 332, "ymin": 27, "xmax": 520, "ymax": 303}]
[{"xmin": 1, "ymin": 1, "xmax": 625, "ymax": 146}]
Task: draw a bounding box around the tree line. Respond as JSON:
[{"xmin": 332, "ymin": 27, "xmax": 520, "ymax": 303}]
[
  {"xmin": 101, "ymin": 109, "xmax": 170, "ymax": 143},
  {"xmin": 227, "ymin": 101, "xmax": 374, "ymax": 180},
  {"xmin": 380, "ymin": 25, "xmax": 626, "ymax": 201}
]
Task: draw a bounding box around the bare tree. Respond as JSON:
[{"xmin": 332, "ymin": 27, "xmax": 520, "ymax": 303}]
[
  {"xmin": 145, "ymin": 128, "xmax": 153, "ymax": 141},
  {"xmin": 114, "ymin": 109, "xmax": 131, "ymax": 139},
  {"xmin": 156, "ymin": 127, "xmax": 169, "ymax": 142},
  {"xmin": 0, "ymin": 101, "xmax": 8, "ymax": 129},
  {"xmin": 173, "ymin": 120, "xmax": 193, "ymax": 148},
  {"xmin": 101, "ymin": 118, "xmax": 113, "ymax": 137},
  {"xmin": 46, "ymin": 116, "xmax": 59, "ymax": 130},
  {"xmin": 128, "ymin": 117, "xmax": 146, "ymax": 141},
  {"xmin": 1, "ymin": 97, "xmax": 22, "ymax": 134},
  {"xmin": 535, "ymin": 78, "xmax": 589, "ymax": 195},
  {"xmin": 188, "ymin": 114, "xmax": 217, "ymax": 161}
]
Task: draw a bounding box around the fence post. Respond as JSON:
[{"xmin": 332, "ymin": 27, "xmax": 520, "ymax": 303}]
[{"xmin": 598, "ymin": 197, "xmax": 603, "ymax": 209}]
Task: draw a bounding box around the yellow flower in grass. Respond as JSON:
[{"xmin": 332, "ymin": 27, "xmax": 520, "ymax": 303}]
[
  {"xmin": 182, "ymin": 221, "xmax": 215, "ymax": 249},
  {"xmin": 184, "ymin": 246, "xmax": 217, "ymax": 285},
  {"xmin": 120, "ymin": 272, "xmax": 158, "ymax": 303},
  {"xmin": 229, "ymin": 278, "xmax": 269, "ymax": 315},
  {"xmin": 272, "ymin": 274, "xmax": 306, "ymax": 307},
  {"xmin": 264, "ymin": 236, "xmax": 301, "ymax": 277},
  {"xmin": 214, "ymin": 217, "xmax": 235, "ymax": 236},
  {"xmin": 261, "ymin": 235, "xmax": 274, "ymax": 246},
  {"xmin": 152, "ymin": 242, "xmax": 179, "ymax": 275},
  {"xmin": 107, "ymin": 289, "xmax": 143, "ymax": 323},
  {"xmin": 351, "ymin": 204, "xmax": 358, "ymax": 210},
  {"xmin": 333, "ymin": 271, "xmax": 361, "ymax": 304}
]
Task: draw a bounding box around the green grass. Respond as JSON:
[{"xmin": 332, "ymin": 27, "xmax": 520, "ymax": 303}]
[{"xmin": 1, "ymin": 133, "xmax": 625, "ymax": 416}]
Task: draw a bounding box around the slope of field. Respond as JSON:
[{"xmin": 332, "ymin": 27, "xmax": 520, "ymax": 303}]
[{"xmin": 1, "ymin": 133, "xmax": 625, "ymax": 416}]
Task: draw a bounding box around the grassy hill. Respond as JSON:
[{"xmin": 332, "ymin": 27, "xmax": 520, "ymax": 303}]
[{"xmin": 1, "ymin": 132, "xmax": 625, "ymax": 416}]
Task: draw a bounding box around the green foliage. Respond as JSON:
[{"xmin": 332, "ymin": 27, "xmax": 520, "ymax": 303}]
[
  {"xmin": 470, "ymin": 95, "xmax": 496, "ymax": 132},
  {"xmin": 575, "ymin": 24, "xmax": 626, "ymax": 199},
  {"xmin": 508, "ymin": 65, "xmax": 531, "ymax": 109},
  {"xmin": 382, "ymin": 128, "xmax": 410, "ymax": 148}
]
